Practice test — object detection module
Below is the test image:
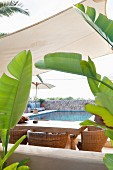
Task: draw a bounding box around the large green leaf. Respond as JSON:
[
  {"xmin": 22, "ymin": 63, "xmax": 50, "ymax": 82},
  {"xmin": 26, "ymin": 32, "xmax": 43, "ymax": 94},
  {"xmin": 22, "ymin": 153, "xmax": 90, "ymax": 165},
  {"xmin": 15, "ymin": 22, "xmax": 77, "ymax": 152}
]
[
  {"xmin": 35, "ymin": 3, "xmax": 113, "ymax": 149},
  {"xmin": 80, "ymin": 120, "xmax": 113, "ymax": 141},
  {"xmin": 80, "ymin": 119, "xmax": 98, "ymax": 126},
  {"xmin": 35, "ymin": 53, "xmax": 99, "ymax": 78},
  {"xmin": 0, "ymin": 50, "xmax": 32, "ymax": 129},
  {"xmin": 81, "ymin": 57, "xmax": 101, "ymax": 95},
  {"xmin": 0, "ymin": 130, "xmax": 7, "ymax": 148},
  {"xmin": 35, "ymin": 53, "xmax": 113, "ymax": 96},
  {"xmin": 35, "ymin": 52, "xmax": 83, "ymax": 75},
  {"xmin": 17, "ymin": 166, "xmax": 30, "ymax": 170},
  {"xmin": 87, "ymin": 77, "xmax": 100, "ymax": 96},
  {"xmin": 3, "ymin": 162, "xmax": 19, "ymax": 170},
  {"xmin": 2, "ymin": 136, "xmax": 30, "ymax": 169},
  {"xmin": 105, "ymin": 129, "xmax": 113, "ymax": 140},
  {"xmin": 35, "ymin": 53, "xmax": 101, "ymax": 97},
  {"xmin": 3, "ymin": 163, "xmax": 29, "ymax": 170},
  {"xmin": 85, "ymin": 104, "xmax": 113, "ymax": 127},
  {"xmin": 99, "ymin": 76, "xmax": 113, "ymax": 96},
  {"xmin": 87, "ymin": 57, "xmax": 101, "ymax": 95},
  {"xmin": 74, "ymin": 4, "xmax": 113, "ymax": 47},
  {"xmin": 95, "ymin": 93, "xmax": 113, "ymax": 114},
  {"xmin": 80, "ymin": 60, "xmax": 94, "ymax": 77},
  {"xmin": 80, "ymin": 119, "xmax": 107, "ymax": 129},
  {"xmin": 2, "ymin": 135, "xmax": 27, "ymax": 164},
  {"xmin": 17, "ymin": 159, "xmax": 30, "ymax": 168},
  {"xmin": 86, "ymin": 6, "xmax": 96, "ymax": 22},
  {"xmin": 103, "ymin": 154, "xmax": 113, "ymax": 170}
]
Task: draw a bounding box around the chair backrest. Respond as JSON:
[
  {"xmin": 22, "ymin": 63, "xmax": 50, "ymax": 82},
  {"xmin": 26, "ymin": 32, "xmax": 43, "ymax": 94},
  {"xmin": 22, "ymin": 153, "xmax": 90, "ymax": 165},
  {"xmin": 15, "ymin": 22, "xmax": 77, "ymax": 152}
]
[
  {"xmin": 87, "ymin": 126, "xmax": 101, "ymax": 131},
  {"xmin": 81, "ymin": 126, "xmax": 108, "ymax": 152},
  {"xmin": 9, "ymin": 129, "xmax": 28, "ymax": 144},
  {"xmin": 28, "ymin": 131, "xmax": 69, "ymax": 148}
]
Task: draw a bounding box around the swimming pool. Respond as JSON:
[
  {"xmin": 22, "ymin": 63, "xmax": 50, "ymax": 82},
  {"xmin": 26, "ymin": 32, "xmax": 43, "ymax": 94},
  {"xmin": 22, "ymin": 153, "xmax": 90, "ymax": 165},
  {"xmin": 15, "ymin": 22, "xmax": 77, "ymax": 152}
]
[{"xmin": 29, "ymin": 110, "xmax": 92, "ymax": 121}]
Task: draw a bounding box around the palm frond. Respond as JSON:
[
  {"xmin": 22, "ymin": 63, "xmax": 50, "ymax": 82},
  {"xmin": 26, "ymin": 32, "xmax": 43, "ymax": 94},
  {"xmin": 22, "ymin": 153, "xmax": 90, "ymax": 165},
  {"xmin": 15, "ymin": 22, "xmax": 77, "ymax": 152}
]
[
  {"xmin": 0, "ymin": 1, "xmax": 29, "ymax": 17},
  {"xmin": 0, "ymin": 32, "xmax": 7, "ymax": 37}
]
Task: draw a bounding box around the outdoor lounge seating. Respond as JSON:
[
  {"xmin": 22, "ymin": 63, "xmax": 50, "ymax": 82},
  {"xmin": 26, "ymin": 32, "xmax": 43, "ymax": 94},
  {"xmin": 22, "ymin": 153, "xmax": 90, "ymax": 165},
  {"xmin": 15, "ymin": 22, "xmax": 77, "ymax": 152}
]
[
  {"xmin": 77, "ymin": 126, "xmax": 108, "ymax": 152},
  {"xmin": 27, "ymin": 131, "xmax": 71, "ymax": 149},
  {"xmin": 9, "ymin": 129, "xmax": 28, "ymax": 145},
  {"xmin": 25, "ymin": 101, "xmax": 45, "ymax": 113}
]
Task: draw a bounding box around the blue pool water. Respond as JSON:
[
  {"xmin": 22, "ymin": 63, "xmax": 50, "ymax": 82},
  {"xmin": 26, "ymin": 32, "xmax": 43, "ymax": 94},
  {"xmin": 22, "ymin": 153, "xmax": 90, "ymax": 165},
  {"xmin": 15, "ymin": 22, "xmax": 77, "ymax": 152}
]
[{"xmin": 29, "ymin": 110, "xmax": 91, "ymax": 121}]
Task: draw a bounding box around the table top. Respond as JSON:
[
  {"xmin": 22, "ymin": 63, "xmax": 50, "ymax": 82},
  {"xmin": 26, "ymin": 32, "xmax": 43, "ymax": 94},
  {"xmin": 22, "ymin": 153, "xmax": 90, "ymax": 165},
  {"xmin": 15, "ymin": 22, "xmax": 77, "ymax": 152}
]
[{"xmin": 16, "ymin": 120, "xmax": 86, "ymax": 136}]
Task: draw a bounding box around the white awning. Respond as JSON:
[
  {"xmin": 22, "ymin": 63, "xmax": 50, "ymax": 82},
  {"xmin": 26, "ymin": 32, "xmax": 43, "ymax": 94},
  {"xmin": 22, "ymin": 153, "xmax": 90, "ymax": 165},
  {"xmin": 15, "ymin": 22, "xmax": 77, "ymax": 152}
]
[{"xmin": 0, "ymin": 0, "xmax": 111, "ymax": 76}]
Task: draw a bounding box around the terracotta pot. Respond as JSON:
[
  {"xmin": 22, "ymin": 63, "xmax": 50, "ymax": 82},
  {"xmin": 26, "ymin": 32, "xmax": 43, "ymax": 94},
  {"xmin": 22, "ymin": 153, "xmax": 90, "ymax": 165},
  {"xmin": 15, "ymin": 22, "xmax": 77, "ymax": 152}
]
[{"xmin": 40, "ymin": 103, "xmax": 44, "ymax": 107}]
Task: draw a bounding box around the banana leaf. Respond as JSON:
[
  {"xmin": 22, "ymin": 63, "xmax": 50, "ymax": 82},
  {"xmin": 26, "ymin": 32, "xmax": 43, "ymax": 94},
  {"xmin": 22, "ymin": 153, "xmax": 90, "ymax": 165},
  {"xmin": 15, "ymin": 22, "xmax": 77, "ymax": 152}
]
[
  {"xmin": 36, "ymin": 52, "xmax": 83, "ymax": 75},
  {"xmin": 85, "ymin": 104, "xmax": 113, "ymax": 127},
  {"xmin": 2, "ymin": 135, "xmax": 27, "ymax": 165},
  {"xmin": 35, "ymin": 52, "xmax": 95, "ymax": 76},
  {"xmin": 35, "ymin": 52, "xmax": 113, "ymax": 96},
  {"xmin": 34, "ymin": 4, "xmax": 113, "ymax": 169},
  {"xmin": 103, "ymin": 154, "xmax": 113, "ymax": 170},
  {"xmin": 98, "ymin": 77, "xmax": 113, "ymax": 96},
  {"xmin": 0, "ymin": 50, "xmax": 32, "ymax": 129},
  {"xmin": 80, "ymin": 119, "xmax": 113, "ymax": 141},
  {"xmin": 3, "ymin": 162, "xmax": 19, "ymax": 170},
  {"xmin": 3, "ymin": 163, "xmax": 29, "ymax": 170},
  {"xmin": 104, "ymin": 130, "xmax": 113, "ymax": 140},
  {"xmin": 74, "ymin": 4, "xmax": 113, "ymax": 48},
  {"xmin": 95, "ymin": 93, "xmax": 113, "ymax": 114}
]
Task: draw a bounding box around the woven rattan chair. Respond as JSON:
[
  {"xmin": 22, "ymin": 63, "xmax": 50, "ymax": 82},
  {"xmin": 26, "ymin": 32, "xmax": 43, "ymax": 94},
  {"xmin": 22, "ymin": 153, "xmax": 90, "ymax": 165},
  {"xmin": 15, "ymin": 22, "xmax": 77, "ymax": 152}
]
[
  {"xmin": 9, "ymin": 129, "xmax": 28, "ymax": 144},
  {"xmin": 77, "ymin": 126, "xmax": 108, "ymax": 152},
  {"xmin": 28, "ymin": 131, "xmax": 70, "ymax": 148}
]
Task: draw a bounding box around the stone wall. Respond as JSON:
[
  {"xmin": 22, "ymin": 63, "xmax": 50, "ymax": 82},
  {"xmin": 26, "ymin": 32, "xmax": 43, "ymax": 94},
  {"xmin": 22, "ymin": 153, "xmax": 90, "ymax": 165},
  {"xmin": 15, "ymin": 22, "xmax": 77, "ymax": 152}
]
[{"xmin": 44, "ymin": 100, "xmax": 94, "ymax": 110}]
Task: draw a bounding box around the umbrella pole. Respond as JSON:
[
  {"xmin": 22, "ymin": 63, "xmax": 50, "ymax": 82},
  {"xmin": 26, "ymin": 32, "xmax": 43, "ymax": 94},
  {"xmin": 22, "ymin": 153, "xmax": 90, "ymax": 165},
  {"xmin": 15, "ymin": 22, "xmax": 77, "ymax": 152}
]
[
  {"xmin": 36, "ymin": 84, "xmax": 37, "ymax": 99},
  {"xmin": 34, "ymin": 84, "xmax": 38, "ymax": 108}
]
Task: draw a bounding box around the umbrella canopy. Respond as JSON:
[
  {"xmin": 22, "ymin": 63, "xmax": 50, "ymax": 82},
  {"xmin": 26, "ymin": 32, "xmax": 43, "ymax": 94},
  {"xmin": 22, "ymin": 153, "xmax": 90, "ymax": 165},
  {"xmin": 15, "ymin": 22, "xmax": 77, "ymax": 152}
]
[
  {"xmin": 32, "ymin": 76, "xmax": 55, "ymax": 98},
  {"xmin": 0, "ymin": 0, "xmax": 110, "ymax": 77}
]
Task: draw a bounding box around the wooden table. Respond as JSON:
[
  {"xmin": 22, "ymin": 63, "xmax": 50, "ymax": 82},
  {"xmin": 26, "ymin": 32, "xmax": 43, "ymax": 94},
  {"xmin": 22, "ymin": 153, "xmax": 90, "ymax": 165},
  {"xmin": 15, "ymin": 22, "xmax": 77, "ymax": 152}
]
[{"xmin": 16, "ymin": 120, "xmax": 86, "ymax": 137}]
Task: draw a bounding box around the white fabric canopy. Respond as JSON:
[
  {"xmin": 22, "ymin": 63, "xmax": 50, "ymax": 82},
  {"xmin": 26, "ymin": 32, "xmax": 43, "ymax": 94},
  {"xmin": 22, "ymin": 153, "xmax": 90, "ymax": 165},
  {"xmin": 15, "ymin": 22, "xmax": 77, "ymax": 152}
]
[{"xmin": 0, "ymin": 0, "xmax": 111, "ymax": 76}]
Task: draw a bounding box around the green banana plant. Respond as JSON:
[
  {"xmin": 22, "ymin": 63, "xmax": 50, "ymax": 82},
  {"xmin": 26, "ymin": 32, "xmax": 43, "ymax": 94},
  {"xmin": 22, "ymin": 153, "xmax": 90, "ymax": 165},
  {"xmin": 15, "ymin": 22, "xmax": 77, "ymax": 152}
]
[
  {"xmin": 0, "ymin": 50, "xmax": 32, "ymax": 169},
  {"xmin": 35, "ymin": 3, "xmax": 113, "ymax": 169},
  {"xmin": 35, "ymin": 54, "xmax": 113, "ymax": 170},
  {"xmin": 35, "ymin": 52, "xmax": 113, "ymax": 130},
  {"xmin": 74, "ymin": 3, "xmax": 113, "ymax": 48}
]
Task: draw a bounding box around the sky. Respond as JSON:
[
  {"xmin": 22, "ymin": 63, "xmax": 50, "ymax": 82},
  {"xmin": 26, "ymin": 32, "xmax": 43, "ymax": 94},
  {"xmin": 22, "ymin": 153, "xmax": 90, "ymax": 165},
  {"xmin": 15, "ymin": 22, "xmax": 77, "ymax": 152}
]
[
  {"xmin": 30, "ymin": 53, "xmax": 113, "ymax": 100},
  {"xmin": 0, "ymin": 0, "xmax": 82, "ymax": 33},
  {"xmin": 106, "ymin": 0, "xmax": 113, "ymax": 19},
  {"xmin": 1, "ymin": 0, "xmax": 113, "ymax": 100}
]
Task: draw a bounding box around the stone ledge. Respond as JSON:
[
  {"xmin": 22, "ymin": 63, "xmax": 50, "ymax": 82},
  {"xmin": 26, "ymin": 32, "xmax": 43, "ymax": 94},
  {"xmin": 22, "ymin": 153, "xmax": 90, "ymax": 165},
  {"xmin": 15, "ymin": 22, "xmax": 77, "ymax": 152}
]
[{"xmin": 6, "ymin": 144, "xmax": 107, "ymax": 170}]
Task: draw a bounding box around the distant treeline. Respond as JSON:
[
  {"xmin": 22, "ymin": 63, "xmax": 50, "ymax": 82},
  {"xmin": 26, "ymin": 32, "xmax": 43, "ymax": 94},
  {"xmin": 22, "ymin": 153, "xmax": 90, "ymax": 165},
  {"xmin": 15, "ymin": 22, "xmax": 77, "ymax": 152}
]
[
  {"xmin": 45, "ymin": 97, "xmax": 93, "ymax": 100},
  {"xmin": 29, "ymin": 96, "xmax": 93, "ymax": 101}
]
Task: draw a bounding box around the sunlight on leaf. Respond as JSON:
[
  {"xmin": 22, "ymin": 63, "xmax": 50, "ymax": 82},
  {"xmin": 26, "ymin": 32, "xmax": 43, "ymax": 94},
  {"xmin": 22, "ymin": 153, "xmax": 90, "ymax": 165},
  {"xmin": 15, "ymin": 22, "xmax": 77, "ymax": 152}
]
[
  {"xmin": 103, "ymin": 154, "xmax": 113, "ymax": 170},
  {"xmin": 2, "ymin": 135, "xmax": 27, "ymax": 164},
  {"xmin": 0, "ymin": 51, "xmax": 32, "ymax": 129},
  {"xmin": 75, "ymin": 4, "xmax": 113, "ymax": 47},
  {"xmin": 3, "ymin": 162, "xmax": 19, "ymax": 170}
]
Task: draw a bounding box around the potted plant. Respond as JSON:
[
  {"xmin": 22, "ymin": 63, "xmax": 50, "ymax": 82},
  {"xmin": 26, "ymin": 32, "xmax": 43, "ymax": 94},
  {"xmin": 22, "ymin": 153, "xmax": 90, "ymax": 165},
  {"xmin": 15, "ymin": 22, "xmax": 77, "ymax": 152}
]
[
  {"xmin": 39, "ymin": 98, "xmax": 45, "ymax": 107},
  {"xmin": 35, "ymin": 3, "xmax": 113, "ymax": 169},
  {"xmin": 0, "ymin": 50, "xmax": 32, "ymax": 169}
]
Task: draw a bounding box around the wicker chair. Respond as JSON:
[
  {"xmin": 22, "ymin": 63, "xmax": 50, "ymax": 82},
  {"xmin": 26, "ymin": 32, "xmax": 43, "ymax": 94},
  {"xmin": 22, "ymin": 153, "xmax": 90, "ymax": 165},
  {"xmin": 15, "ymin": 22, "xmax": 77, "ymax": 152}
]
[
  {"xmin": 9, "ymin": 129, "xmax": 28, "ymax": 144},
  {"xmin": 77, "ymin": 126, "xmax": 108, "ymax": 152},
  {"xmin": 28, "ymin": 131, "xmax": 70, "ymax": 148}
]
